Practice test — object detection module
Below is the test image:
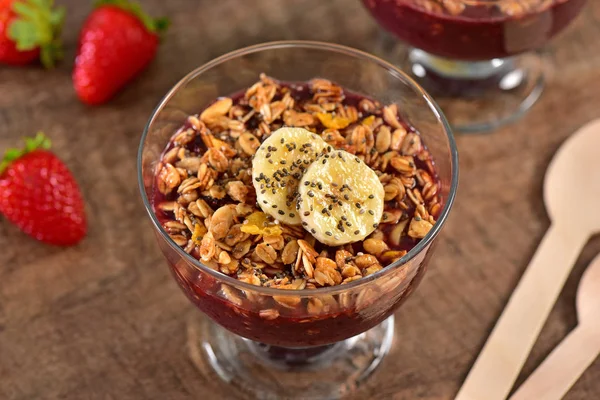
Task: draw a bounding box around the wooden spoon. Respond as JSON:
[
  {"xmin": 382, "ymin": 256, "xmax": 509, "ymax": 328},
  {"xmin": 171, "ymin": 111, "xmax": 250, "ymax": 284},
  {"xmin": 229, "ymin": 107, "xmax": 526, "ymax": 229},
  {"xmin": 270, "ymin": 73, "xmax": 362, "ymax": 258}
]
[
  {"xmin": 510, "ymin": 253, "xmax": 600, "ymax": 400},
  {"xmin": 455, "ymin": 119, "xmax": 600, "ymax": 400}
]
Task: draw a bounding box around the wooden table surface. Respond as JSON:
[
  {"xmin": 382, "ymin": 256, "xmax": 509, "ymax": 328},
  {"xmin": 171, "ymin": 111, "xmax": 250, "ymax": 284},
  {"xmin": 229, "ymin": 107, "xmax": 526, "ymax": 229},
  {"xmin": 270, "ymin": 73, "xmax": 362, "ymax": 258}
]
[{"xmin": 1, "ymin": 0, "xmax": 600, "ymax": 399}]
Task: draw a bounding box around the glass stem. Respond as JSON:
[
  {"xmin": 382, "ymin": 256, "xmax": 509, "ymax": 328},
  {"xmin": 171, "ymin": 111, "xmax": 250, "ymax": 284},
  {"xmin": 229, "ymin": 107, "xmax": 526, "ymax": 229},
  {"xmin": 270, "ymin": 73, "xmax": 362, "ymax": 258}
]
[
  {"xmin": 410, "ymin": 48, "xmax": 514, "ymax": 80},
  {"xmin": 244, "ymin": 340, "xmax": 344, "ymax": 370}
]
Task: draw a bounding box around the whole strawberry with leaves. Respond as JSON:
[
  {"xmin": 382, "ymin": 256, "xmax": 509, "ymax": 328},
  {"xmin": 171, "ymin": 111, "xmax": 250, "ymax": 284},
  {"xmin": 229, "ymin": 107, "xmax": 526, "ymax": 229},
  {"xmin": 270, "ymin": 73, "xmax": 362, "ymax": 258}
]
[
  {"xmin": 73, "ymin": 0, "xmax": 169, "ymax": 105},
  {"xmin": 0, "ymin": 133, "xmax": 87, "ymax": 246},
  {"xmin": 0, "ymin": 0, "xmax": 64, "ymax": 67}
]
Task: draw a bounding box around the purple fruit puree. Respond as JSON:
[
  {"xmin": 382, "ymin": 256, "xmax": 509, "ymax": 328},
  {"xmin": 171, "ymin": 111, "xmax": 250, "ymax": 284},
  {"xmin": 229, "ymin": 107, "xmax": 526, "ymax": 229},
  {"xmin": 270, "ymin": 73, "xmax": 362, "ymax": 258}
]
[
  {"xmin": 152, "ymin": 81, "xmax": 440, "ymax": 347},
  {"xmin": 362, "ymin": 0, "xmax": 587, "ymax": 60}
]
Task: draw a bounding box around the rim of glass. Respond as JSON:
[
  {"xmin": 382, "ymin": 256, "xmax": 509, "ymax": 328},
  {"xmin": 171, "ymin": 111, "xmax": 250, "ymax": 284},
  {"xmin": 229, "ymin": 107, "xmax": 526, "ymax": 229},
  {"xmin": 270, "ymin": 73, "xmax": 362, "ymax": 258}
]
[{"xmin": 137, "ymin": 40, "xmax": 459, "ymax": 296}]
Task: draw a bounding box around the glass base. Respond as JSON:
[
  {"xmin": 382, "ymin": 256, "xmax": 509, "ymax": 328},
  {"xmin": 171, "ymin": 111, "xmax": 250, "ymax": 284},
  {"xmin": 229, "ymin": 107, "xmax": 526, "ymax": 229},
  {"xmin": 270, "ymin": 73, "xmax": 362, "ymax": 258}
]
[
  {"xmin": 373, "ymin": 30, "xmax": 544, "ymax": 133},
  {"xmin": 187, "ymin": 314, "xmax": 395, "ymax": 399},
  {"xmin": 408, "ymin": 49, "xmax": 544, "ymax": 133}
]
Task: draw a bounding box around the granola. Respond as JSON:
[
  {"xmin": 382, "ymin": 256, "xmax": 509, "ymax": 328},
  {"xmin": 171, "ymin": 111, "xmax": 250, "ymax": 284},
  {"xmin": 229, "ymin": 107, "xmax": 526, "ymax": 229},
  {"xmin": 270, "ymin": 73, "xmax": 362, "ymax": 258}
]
[
  {"xmin": 154, "ymin": 74, "xmax": 441, "ymax": 290},
  {"xmin": 411, "ymin": 0, "xmax": 557, "ymax": 16}
]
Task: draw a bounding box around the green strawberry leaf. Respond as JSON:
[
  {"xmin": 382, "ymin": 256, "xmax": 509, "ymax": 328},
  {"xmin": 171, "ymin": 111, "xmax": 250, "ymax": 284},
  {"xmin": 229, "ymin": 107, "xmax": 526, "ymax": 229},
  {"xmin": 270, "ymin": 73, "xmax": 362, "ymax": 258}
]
[
  {"xmin": 0, "ymin": 132, "xmax": 52, "ymax": 175},
  {"xmin": 4, "ymin": 149, "xmax": 23, "ymax": 161},
  {"xmin": 25, "ymin": 132, "xmax": 51, "ymax": 152},
  {"xmin": 8, "ymin": 20, "xmax": 39, "ymax": 50},
  {"xmin": 7, "ymin": 0, "xmax": 65, "ymax": 68},
  {"xmin": 95, "ymin": 0, "xmax": 169, "ymax": 36},
  {"xmin": 12, "ymin": 2, "xmax": 39, "ymax": 21}
]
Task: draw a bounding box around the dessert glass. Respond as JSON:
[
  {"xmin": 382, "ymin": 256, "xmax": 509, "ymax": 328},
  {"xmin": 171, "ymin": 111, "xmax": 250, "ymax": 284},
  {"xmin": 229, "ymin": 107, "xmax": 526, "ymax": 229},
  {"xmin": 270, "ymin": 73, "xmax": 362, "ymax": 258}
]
[
  {"xmin": 138, "ymin": 41, "xmax": 458, "ymax": 399},
  {"xmin": 362, "ymin": 0, "xmax": 587, "ymax": 132}
]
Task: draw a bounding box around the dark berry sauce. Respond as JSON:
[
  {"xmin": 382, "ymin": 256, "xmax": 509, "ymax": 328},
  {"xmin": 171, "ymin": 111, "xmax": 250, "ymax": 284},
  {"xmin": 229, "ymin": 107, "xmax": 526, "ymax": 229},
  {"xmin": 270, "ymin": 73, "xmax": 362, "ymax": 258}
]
[
  {"xmin": 362, "ymin": 0, "xmax": 587, "ymax": 60},
  {"xmin": 152, "ymin": 81, "xmax": 441, "ymax": 347}
]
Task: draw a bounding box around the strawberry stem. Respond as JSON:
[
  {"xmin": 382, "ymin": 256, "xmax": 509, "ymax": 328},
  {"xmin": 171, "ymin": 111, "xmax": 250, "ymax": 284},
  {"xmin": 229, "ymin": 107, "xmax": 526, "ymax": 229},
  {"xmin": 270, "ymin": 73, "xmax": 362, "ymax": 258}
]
[
  {"xmin": 0, "ymin": 132, "xmax": 51, "ymax": 175},
  {"xmin": 95, "ymin": 0, "xmax": 169, "ymax": 36},
  {"xmin": 8, "ymin": 0, "xmax": 66, "ymax": 68}
]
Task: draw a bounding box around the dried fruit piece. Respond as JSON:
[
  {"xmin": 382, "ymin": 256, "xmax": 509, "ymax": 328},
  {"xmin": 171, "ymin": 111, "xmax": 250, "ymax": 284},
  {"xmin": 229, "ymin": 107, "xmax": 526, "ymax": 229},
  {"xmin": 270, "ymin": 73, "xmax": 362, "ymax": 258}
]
[
  {"xmin": 191, "ymin": 223, "xmax": 207, "ymax": 244},
  {"xmin": 361, "ymin": 115, "xmax": 375, "ymax": 127},
  {"xmin": 240, "ymin": 212, "xmax": 283, "ymax": 236},
  {"xmin": 315, "ymin": 112, "xmax": 351, "ymax": 130}
]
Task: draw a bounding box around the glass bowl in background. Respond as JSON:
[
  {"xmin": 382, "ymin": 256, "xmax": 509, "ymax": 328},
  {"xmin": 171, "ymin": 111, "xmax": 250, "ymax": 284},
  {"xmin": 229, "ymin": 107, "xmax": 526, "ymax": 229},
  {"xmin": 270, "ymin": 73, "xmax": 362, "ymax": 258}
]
[
  {"xmin": 138, "ymin": 41, "xmax": 458, "ymax": 399},
  {"xmin": 362, "ymin": 0, "xmax": 587, "ymax": 132}
]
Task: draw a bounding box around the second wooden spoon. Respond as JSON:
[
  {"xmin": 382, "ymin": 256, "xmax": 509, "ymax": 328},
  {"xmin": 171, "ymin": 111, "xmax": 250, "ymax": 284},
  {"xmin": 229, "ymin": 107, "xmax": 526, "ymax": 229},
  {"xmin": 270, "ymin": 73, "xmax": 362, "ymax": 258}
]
[{"xmin": 510, "ymin": 253, "xmax": 600, "ymax": 400}]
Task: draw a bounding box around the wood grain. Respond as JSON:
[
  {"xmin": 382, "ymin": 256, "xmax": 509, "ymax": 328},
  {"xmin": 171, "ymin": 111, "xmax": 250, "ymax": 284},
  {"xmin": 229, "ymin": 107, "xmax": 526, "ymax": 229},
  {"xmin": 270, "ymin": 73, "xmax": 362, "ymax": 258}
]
[{"xmin": 1, "ymin": 0, "xmax": 599, "ymax": 399}]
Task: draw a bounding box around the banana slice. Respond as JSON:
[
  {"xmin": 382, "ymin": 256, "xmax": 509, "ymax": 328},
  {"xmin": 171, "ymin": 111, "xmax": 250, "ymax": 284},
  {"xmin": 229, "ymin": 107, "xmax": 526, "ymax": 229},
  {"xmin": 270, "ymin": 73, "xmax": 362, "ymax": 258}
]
[
  {"xmin": 297, "ymin": 150, "xmax": 384, "ymax": 246},
  {"xmin": 252, "ymin": 127, "xmax": 329, "ymax": 225}
]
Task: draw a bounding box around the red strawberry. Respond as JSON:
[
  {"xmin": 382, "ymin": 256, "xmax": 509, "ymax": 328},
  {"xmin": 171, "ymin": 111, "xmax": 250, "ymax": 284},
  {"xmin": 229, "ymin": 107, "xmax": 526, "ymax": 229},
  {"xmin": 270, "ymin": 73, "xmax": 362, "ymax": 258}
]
[
  {"xmin": 73, "ymin": 0, "xmax": 168, "ymax": 105},
  {"xmin": 0, "ymin": 0, "xmax": 64, "ymax": 67},
  {"xmin": 0, "ymin": 133, "xmax": 87, "ymax": 246}
]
